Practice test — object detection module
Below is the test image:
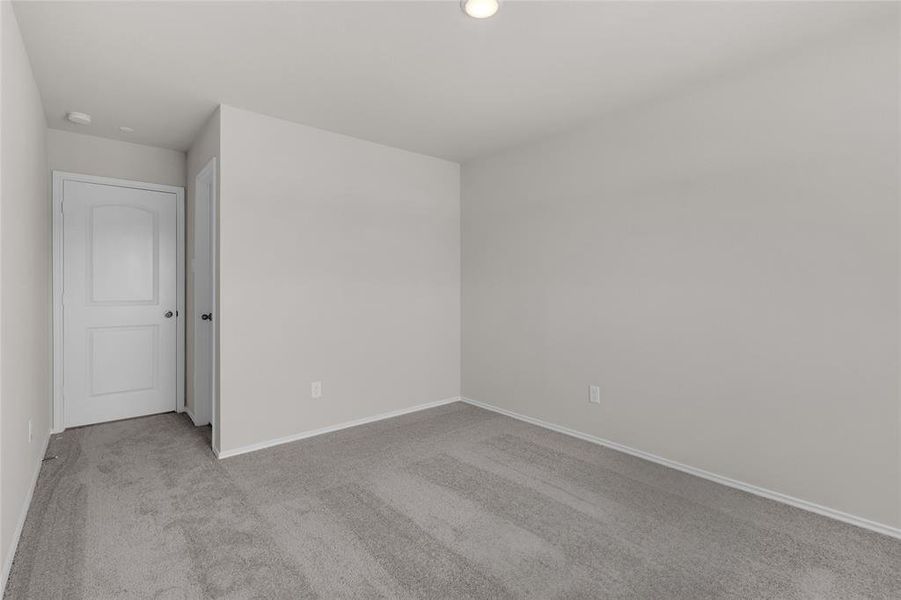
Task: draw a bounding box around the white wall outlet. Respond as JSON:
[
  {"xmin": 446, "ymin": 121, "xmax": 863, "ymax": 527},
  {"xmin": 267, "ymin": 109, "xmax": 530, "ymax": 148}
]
[
  {"xmin": 28, "ymin": 419, "xmax": 33, "ymax": 443},
  {"xmin": 311, "ymin": 381, "xmax": 322, "ymax": 399},
  {"xmin": 589, "ymin": 385, "xmax": 601, "ymax": 405}
]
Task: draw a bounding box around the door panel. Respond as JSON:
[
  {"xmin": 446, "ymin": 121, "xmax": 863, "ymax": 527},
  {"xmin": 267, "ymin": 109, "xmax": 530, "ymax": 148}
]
[
  {"xmin": 90, "ymin": 205, "xmax": 158, "ymax": 303},
  {"xmin": 63, "ymin": 180, "xmax": 177, "ymax": 427},
  {"xmin": 192, "ymin": 161, "xmax": 216, "ymax": 427},
  {"xmin": 89, "ymin": 325, "xmax": 158, "ymax": 395}
]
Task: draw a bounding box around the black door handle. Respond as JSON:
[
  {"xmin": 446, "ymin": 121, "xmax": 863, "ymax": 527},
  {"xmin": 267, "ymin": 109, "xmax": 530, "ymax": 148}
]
[{"xmin": 201, "ymin": 313, "xmax": 213, "ymax": 321}]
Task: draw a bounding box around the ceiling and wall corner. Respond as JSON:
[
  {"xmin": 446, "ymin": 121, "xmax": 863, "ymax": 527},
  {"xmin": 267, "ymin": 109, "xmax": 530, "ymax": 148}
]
[{"xmin": 11, "ymin": 1, "xmax": 894, "ymax": 162}]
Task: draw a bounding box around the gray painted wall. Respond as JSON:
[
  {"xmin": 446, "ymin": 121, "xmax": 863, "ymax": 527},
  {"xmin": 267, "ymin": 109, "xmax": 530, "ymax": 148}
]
[
  {"xmin": 217, "ymin": 106, "xmax": 460, "ymax": 454},
  {"xmin": 46, "ymin": 129, "xmax": 185, "ymax": 187},
  {"xmin": 461, "ymin": 18, "xmax": 900, "ymax": 527},
  {"xmin": 0, "ymin": 1, "xmax": 51, "ymax": 579}
]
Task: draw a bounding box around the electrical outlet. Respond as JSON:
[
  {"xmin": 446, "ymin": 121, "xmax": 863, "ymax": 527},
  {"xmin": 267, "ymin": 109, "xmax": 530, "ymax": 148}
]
[
  {"xmin": 311, "ymin": 381, "xmax": 322, "ymax": 399},
  {"xmin": 28, "ymin": 419, "xmax": 33, "ymax": 443},
  {"xmin": 589, "ymin": 385, "xmax": 601, "ymax": 405}
]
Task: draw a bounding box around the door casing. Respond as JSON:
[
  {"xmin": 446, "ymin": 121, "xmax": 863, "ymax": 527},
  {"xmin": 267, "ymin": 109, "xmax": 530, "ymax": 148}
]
[{"xmin": 52, "ymin": 171, "xmax": 185, "ymax": 433}]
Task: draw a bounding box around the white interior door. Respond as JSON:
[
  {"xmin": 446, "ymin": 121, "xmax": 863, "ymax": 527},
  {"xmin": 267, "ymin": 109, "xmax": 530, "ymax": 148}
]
[
  {"xmin": 62, "ymin": 179, "xmax": 178, "ymax": 427},
  {"xmin": 192, "ymin": 159, "xmax": 216, "ymax": 427}
]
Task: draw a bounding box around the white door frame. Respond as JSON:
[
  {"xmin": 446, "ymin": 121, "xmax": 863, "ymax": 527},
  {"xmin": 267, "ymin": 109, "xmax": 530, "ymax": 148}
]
[
  {"xmin": 191, "ymin": 158, "xmax": 217, "ymax": 429},
  {"xmin": 52, "ymin": 171, "xmax": 185, "ymax": 433}
]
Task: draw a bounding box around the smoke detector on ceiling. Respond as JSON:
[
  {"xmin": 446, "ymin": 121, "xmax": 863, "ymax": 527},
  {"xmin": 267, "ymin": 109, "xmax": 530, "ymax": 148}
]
[{"xmin": 66, "ymin": 112, "xmax": 92, "ymax": 125}]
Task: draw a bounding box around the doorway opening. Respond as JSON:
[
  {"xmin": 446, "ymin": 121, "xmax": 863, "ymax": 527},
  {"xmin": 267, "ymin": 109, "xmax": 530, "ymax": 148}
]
[{"xmin": 190, "ymin": 158, "xmax": 217, "ymax": 449}]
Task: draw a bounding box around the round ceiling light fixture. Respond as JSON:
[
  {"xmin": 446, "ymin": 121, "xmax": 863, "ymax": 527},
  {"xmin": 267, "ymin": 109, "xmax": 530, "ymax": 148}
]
[{"xmin": 462, "ymin": 0, "xmax": 499, "ymax": 19}]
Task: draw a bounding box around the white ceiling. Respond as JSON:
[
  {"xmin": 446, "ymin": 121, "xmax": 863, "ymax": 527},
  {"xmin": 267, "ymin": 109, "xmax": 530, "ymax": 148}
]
[{"xmin": 13, "ymin": 1, "xmax": 891, "ymax": 162}]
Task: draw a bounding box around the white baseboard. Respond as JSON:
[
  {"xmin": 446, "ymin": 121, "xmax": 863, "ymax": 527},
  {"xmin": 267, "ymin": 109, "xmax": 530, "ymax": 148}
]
[
  {"xmin": 215, "ymin": 397, "xmax": 461, "ymax": 459},
  {"xmin": 461, "ymin": 397, "xmax": 901, "ymax": 541},
  {"xmin": 1, "ymin": 432, "xmax": 52, "ymax": 592}
]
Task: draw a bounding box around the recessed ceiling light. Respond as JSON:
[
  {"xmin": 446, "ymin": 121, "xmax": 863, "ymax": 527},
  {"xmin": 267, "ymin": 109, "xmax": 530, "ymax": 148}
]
[
  {"xmin": 119, "ymin": 126, "xmax": 134, "ymax": 133},
  {"xmin": 462, "ymin": 0, "xmax": 499, "ymax": 19},
  {"xmin": 66, "ymin": 112, "xmax": 92, "ymax": 125}
]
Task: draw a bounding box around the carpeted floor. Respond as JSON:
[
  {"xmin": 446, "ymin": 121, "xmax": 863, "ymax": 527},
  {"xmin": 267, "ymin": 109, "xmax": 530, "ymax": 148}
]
[{"xmin": 4, "ymin": 402, "xmax": 900, "ymax": 599}]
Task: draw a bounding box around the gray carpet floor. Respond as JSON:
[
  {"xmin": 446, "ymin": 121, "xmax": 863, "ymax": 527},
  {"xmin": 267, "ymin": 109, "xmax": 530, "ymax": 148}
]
[{"xmin": 4, "ymin": 402, "xmax": 900, "ymax": 599}]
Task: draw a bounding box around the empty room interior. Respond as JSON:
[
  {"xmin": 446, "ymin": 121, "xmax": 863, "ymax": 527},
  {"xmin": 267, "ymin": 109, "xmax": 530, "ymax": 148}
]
[{"xmin": 2, "ymin": 0, "xmax": 901, "ymax": 598}]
